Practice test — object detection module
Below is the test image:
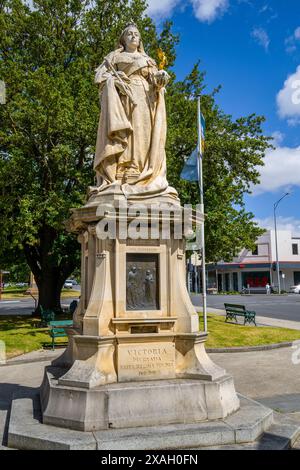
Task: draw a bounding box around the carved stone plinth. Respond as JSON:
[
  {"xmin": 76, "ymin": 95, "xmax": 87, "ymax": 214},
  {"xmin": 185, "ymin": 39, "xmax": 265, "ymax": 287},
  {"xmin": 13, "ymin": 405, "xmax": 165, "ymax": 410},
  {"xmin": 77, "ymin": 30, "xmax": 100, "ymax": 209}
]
[{"xmin": 41, "ymin": 193, "xmax": 240, "ymax": 431}]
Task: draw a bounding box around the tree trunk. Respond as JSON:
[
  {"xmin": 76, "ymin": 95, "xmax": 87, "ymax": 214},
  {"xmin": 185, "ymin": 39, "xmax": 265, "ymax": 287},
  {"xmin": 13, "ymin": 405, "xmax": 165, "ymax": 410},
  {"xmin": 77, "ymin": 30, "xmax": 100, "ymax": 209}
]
[
  {"xmin": 37, "ymin": 271, "xmax": 64, "ymax": 313},
  {"xmin": 23, "ymin": 225, "xmax": 78, "ymax": 315}
]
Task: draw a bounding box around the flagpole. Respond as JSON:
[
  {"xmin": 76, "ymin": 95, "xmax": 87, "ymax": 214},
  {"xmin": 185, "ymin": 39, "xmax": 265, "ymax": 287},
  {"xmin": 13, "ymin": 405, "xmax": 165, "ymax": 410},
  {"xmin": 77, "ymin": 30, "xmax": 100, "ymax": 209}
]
[{"xmin": 197, "ymin": 95, "xmax": 208, "ymax": 333}]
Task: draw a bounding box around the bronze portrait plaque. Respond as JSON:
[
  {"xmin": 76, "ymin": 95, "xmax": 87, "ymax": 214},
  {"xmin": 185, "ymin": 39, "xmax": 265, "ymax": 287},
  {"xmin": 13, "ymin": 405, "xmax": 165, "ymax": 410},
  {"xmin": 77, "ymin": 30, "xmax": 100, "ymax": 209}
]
[{"xmin": 126, "ymin": 253, "xmax": 159, "ymax": 310}]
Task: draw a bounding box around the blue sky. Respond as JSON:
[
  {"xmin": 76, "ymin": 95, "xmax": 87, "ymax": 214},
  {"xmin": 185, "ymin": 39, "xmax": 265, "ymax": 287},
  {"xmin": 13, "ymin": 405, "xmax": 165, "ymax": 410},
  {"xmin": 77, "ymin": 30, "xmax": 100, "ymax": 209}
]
[{"xmin": 147, "ymin": 0, "xmax": 300, "ymax": 234}]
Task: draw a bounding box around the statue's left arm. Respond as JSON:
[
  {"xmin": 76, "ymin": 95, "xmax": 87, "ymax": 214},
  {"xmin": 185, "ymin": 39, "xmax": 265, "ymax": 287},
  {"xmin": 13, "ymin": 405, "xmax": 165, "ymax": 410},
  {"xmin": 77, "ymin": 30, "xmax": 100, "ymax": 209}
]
[{"xmin": 147, "ymin": 58, "xmax": 170, "ymax": 89}]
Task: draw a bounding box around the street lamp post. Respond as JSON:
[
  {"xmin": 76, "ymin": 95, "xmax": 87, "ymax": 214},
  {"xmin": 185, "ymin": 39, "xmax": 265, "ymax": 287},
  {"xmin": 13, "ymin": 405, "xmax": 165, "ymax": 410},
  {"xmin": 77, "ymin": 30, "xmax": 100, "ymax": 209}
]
[{"xmin": 273, "ymin": 193, "xmax": 290, "ymax": 295}]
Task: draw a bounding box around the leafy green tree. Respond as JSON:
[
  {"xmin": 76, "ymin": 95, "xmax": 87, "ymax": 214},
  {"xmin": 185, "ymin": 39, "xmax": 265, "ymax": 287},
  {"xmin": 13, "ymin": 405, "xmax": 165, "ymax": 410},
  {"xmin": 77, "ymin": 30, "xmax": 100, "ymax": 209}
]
[
  {"xmin": 0, "ymin": 0, "xmax": 270, "ymax": 312},
  {"xmin": 166, "ymin": 65, "xmax": 270, "ymax": 262},
  {"xmin": 0, "ymin": 0, "xmax": 157, "ymax": 311},
  {"xmin": 0, "ymin": 249, "xmax": 30, "ymax": 284}
]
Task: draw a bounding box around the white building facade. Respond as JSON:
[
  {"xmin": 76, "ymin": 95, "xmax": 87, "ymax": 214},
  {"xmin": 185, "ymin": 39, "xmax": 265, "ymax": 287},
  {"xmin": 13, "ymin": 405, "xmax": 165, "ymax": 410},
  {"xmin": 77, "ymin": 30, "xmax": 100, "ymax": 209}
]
[{"xmin": 208, "ymin": 230, "xmax": 300, "ymax": 293}]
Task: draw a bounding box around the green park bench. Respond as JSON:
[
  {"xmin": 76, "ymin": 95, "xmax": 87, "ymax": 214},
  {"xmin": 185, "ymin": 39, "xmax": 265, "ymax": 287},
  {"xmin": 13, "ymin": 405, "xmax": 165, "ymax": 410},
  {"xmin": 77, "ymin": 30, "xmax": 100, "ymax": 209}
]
[
  {"xmin": 40, "ymin": 306, "xmax": 55, "ymax": 326},
  {"xmin": 48, "ymin": 320, "xmax": 73, "ymax": 350},
  {"xmin": 224, "ymin": 303, "xmax": 257, "ymax": 326}
]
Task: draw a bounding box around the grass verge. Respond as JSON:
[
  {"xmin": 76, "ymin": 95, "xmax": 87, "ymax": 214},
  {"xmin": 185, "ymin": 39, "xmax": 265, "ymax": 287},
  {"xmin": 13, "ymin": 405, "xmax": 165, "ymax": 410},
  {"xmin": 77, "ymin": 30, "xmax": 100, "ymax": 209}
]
[
  {"xmin": 1, "ymin": 313, "xmax": 300, "ymax": 360},
  {"xmin": 0, "ymin": 316, "xmax": 68, "ymax": 359},
  {"xmin": 201, "ymin": 313, "xmax": 300, "ymax": 348}
]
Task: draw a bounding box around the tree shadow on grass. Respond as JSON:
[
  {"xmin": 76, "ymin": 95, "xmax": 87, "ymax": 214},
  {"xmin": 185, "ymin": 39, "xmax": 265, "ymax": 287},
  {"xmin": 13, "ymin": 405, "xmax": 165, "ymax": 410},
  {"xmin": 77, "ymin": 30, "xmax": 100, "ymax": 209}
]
[{"xmin": 0, "ymin": 316, "xmax": 39, "ymax": 332}]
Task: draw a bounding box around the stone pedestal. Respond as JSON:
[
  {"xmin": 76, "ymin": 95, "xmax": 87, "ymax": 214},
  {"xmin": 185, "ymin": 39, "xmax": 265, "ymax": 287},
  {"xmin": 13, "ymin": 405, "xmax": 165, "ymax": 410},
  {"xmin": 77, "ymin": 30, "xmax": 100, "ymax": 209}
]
[
  {"xmin": 41, "ymin": 192, "xmax": 240, "ymax": 431},
  {"xmin": 41, "ymin": 368, "xmax": 239, "ymax": 431}
]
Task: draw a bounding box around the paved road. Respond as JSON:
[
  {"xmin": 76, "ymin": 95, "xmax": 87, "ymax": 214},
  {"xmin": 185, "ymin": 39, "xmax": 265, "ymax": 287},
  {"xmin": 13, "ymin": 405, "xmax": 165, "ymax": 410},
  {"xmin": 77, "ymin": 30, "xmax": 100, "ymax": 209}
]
[
  {"xmin": 0, "ymin": 298, "xmax": 34, "ymax": 316},
  {"xmin": 2, "ymin": 292, "xmax": 300, "ymax": 324},
  {"xmin": 0, "ymin": 296, "xmax": 79, "ymax": 316},
  {"xmin": 192, "ymin": 293, "xmax": 300, "ymax": 323}
]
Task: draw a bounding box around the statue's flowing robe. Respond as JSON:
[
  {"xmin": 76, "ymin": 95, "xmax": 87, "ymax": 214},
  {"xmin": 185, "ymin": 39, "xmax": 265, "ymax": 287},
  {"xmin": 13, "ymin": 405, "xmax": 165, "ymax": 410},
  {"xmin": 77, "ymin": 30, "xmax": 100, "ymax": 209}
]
[{"xmin": 94, "ymin": 49, "xmax": 177, "ymax": 199}]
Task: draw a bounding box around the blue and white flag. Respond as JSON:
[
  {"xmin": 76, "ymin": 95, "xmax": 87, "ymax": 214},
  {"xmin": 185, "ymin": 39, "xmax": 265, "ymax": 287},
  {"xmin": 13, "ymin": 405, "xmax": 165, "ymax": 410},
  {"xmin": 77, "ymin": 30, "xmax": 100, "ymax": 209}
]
[
  {"xmin": 180, "ymin": 147, "xmax": 198, "ymax": 182},
  {"xmin": 180, "ymin": 112, "xmax": 206, "ymax": 182}
]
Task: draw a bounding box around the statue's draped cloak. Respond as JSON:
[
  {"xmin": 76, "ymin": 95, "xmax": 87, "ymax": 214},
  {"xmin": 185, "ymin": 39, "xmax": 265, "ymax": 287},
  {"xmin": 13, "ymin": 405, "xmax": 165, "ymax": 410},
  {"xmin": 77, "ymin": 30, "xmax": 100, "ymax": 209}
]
[{"xmin": 94, "ymin": 50, "xmax": 177, "ymax": 199}]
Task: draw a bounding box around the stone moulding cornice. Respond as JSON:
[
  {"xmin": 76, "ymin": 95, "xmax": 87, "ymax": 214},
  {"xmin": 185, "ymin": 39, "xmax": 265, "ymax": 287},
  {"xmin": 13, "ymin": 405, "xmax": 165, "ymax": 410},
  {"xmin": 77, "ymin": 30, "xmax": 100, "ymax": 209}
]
[
  {"xmin": 116, "ymin": 333, "xmax": 176, "ymax": 344},
  {"xmin": 66, "ymin": 205, "xmax": 204, "ymax": 234},
  {"xmin": 72, "ymin": 335, "xmax": 116, "ymax": 344},
  {"xmin": 176, "ymin": 332, "xmax": 208, "ymax": 342},
  {"xmin": 111, "ymin": 317, "xmax": 177, "ymax": 324}
]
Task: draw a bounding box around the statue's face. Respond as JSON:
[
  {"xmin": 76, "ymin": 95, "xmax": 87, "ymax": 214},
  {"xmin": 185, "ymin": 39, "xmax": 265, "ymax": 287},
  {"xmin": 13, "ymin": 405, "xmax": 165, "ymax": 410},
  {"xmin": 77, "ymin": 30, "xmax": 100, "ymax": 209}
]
[{"xmin": 124, "ymin": 27, "xmax": 140, "ymax": 51}]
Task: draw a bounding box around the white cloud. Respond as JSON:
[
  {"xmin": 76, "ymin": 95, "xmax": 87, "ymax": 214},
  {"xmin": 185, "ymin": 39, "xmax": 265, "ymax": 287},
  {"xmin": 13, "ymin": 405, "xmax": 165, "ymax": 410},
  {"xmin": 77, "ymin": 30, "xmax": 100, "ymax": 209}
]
[
  {"xmin": 146, "ymin": 0, "xmax": 229, "ymax": 22},
  {"xmin": 285, "ymin": 27, "xmax": 300, "ymax": 54},
  {"xmin": 259, "ymin": 4, "xmax": 269, "ymax": 14},
  {"xmin": 286, "ymin": 44, "xmax": 297, "ymax": 55},
  {"xmin": 191, "ymin": 0, "xmax": 229, "ymax": 22},
  {"xmin": 271, "ymin": 131, "xmax": 285, "ymax": 146},
  {"xmin": 295, "ymin": 27, "xmax": 300, "ymax": 40},
  {"xmin": 252, "ymin": 145, "xmax": 300, "ymax": 195},
  {"xmin": 258, "ymin": 3, "xmax": 278, "ymax": 23},
  {"xmin": 255, "ymin": 216, "xmax": 300, "ymax": 236},
  {"xmin": 277, "ymin": 66, "xmax": 300, "ymax": 122},
  {"xmin": 146, "ymin": 0, "xmax": 181, "ymax": 17},
  {"xmin": 251, "ymin": 27, "xmax": 270, "ymax": 51}
]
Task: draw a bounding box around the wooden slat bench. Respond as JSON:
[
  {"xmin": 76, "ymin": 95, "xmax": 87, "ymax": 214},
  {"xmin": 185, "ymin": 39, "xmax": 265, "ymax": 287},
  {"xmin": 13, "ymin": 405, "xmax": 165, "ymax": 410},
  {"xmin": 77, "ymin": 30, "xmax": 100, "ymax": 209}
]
[
  {"xmin": 224, "ymin": 303, "xmax": 257, "ymax": 326},
  {"xmin": 48, "ymin": 320, "xmax": 73, "ymax": 350}
]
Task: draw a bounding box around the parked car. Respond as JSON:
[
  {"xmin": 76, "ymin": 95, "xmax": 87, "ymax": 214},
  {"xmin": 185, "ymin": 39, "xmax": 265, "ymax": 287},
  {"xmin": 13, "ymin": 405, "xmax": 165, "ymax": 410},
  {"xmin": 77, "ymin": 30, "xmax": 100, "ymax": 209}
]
[
  {"xmin": 289, "ymin": 284, "xmax": 300, "ymax": 294},
  {"xmin": 64, "ymin": 280, "xmax": 74, "ymax": 289}
]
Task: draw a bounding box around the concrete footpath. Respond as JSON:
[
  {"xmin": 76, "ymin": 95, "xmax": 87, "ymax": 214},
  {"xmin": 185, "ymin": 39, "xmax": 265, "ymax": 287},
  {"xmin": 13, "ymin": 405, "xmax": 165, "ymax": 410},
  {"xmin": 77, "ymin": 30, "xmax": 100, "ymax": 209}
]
[
  {"xmin": 0, "ymin": 359, "xmax": 50, "ymax": 449},
  {"xmin": 213, "ymin": 346, "xmax": 300, "ymax": 413},
  {"xmin": 1, "ymin": 346, "xmax": 300, "ymax": 448}
]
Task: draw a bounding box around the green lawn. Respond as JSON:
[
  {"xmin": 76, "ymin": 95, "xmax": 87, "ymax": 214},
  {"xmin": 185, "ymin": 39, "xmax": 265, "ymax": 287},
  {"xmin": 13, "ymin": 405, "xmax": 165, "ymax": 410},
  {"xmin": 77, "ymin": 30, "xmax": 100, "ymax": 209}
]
[
  {"xmin": 1, "ymin": 287, "xmax": 28, "ymax": 299},
  {"xmin": 1, "ymin": 313, "xmax": 300, "ymax": 360},
  {"xmin": 201, "ymin": 314, "xmax": 300, "ymax": 348},
  {"xmin": 0, "ymin": 316, "xmax": 68, "ymax": 358},
  {"xmin": 61, "ymin": 289, "xmax": 80, "ymax": 299}
]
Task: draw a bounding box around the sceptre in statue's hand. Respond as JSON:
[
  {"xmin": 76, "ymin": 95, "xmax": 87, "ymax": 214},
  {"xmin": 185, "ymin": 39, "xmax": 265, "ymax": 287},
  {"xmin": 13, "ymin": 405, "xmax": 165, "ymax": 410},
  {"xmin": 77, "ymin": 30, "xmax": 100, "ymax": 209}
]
[{"xmin": 155, "ymin": 48, "xmax": 170, "ymax": 88}]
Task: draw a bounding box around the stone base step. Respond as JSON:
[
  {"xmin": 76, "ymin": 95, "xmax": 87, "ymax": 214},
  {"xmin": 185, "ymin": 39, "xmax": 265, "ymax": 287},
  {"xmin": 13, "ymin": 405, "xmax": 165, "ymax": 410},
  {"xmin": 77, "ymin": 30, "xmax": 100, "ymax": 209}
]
[
  {"xmin": 7, "ymin": 390, "xmax": 281, "ymax": 450},
  {"xmin": 199, "ymin": 413, "xmax": 300, "ymax": 450}
]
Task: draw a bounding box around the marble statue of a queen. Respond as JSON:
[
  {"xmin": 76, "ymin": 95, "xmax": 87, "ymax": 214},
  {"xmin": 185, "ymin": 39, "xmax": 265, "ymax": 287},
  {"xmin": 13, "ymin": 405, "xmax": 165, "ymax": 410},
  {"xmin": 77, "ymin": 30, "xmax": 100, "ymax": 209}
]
[{"xmin": 93, "ymin": 23, "xmax": 178, "ymax": 199}]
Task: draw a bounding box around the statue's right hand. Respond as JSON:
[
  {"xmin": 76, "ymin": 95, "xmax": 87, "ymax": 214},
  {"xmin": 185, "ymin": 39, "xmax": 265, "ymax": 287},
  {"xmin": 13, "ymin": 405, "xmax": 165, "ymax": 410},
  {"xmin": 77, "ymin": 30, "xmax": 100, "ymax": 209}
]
[{"xmin": 114, "ymin": 76, "xmax": 137, "ymax": 105}]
